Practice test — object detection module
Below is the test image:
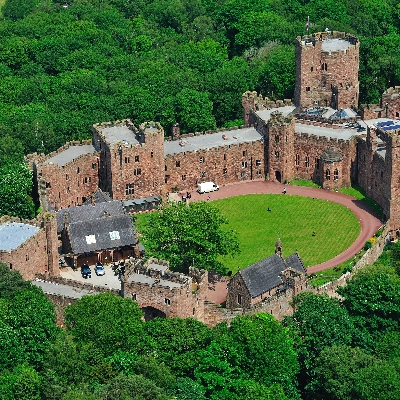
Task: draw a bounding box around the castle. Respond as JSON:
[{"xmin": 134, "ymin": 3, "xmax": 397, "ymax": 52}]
[{"xmin": 1, "ymin": 31, "xmax": 399, "ymax": 324}]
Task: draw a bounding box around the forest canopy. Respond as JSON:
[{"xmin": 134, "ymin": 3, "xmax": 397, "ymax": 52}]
[{"xmin": 0, "ymin": 0, "xmax": 399, "ymax": 157}]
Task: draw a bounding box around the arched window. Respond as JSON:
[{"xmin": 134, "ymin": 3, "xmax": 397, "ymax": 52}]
[
  {"xmin": 295, "ymin": 154, "xmax": 300, "ymax": 166},
  {"xmin": 321, "ymin": 62, "xmax": 327, "ymax": 71},
  {"xmin": 326, "ymin": 169, "xmax": 331, "ymax": 180}
]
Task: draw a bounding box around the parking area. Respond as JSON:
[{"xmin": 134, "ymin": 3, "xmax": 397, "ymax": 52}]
[{"xmin": 59, "ymin": 263, "xmax": 121, "ymax": 289}]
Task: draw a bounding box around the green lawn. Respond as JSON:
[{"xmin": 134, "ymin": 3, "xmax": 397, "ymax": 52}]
[
  {"xmin": 135, "ymin": 194, "xmax": 361, "ymax": 275},
  {"xmin": 212, "ymin": 194, "xmax": 360, "ymax": 274}
]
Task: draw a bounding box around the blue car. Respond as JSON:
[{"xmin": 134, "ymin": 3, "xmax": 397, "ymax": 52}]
[{"xmin": 81, "ymin": 264, "xmax": 91, "ymax": 279}]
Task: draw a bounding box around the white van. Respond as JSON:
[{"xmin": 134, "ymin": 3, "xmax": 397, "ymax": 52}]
[{"xmin": 197, "ymin": 182, "xmax": 219, "ymax": 194}]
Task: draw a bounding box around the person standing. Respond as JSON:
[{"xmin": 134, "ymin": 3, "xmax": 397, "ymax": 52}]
[{"xmin": 283, "ymin": 187, "xmax": 287, "ymax": 194}]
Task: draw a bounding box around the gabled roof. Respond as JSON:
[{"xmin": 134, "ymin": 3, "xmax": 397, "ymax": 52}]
[
  {"xmin": 321, "ymin": 147, "xmax": 342, "ymax": 163},
  {"xmin": 238, "ymin": 253, "xmax": 306, "ymax": 298},
  {"xmin": 57, "ymin": 200, "xmax": 125, "ymax": 233},
  {"xmin": 285, "ymin": 253, "xmax": 307, "ymax": 274},
  {"xmin": 239, "ymin": 254, "xmax": 286, "ymax": 298},
  {"xmin": 67, "ymin": 214, "xmax": 137, "ymax": 254}
]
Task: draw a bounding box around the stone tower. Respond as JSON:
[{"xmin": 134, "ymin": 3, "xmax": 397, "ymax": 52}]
[
  {"xmin": 383, "ymin": 129, "xmax": 400, "ymax": 230},
  {"xmin": 267, "ymin": 112, "xmax": 295, "ymax": 183},
  {"xmin": 294, "ymin": 31, "xmax": 359, "ymax": 109}
]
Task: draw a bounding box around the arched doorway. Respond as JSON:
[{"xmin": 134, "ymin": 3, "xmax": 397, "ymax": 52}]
[
  {"xmin": 141, "ymin": 306, "xmax": 166, "ymax": 321},
  {"xmin": 275, "ymin": 170, "xmax": 282, "ymax": 182}
]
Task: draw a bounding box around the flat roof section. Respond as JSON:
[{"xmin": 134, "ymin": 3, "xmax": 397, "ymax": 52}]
[
  {"xmin": 164, "ymin": 127, "xmax": 262, "ymax": 156},
  {"xmin": 321, "ymin": 38, "xmax": 352, "ymax": 52},
  {"xmin": 295, "ymin": 123, "xmax": 360, "ymax": 141},
  {"xmin": 0, "ymin": 223, "xmax": 40, "ymax": 252},
  {"xmin": 33, "ymin": 279, "xmax": 99, "ymax": 299},
  {"xmin": 100, "ymin": 125, "xmax": 140, "ymax": 147},
  {"xmin": 46, "ymin": 144, "xmax": 97, "ymax": 167}
]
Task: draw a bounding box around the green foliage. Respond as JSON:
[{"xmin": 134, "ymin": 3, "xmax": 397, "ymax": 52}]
[
  {"xmin": 0, "ymin": 161, "xmax": 35, "ymax": 219},
  {"xmin": 288, "ymin": 179, "xmax": 320, "ymax": 188},
  {"xmin": 0, "ymin": 262, "xmax": 30, "ymax": 299},
  {"xmin": 337, "ymin": 270, "xmax": 400, "ymax": 336},
  {"xmin": 284, "ymin": 293, "xmax": 355, "ymax": 373},
  {"xmin": 64, "ymin": 293, "xmax": 144, "ymax": 356},
  {"xmin": 169, "ymin": 377, "xmax": 206, "ymax": 400},
  {"xmin": 140, "ymin": 201, "xmax": 240, "ymax": 273},
  {"xmin": 306, "ymin": 345, "xmax": 400, "ymax": 400},
  {"xmin": 142, "ymin": 318, "xmax": 214, "ymax": 377},
  {"xmin": 195, "ymin": 313, "xmax": 300, "ymax": 399},
  {"xmin": 99, "ymin": 373, "xmax": 171, "ymax": 400},
  {"xmin": 134, "ymin": 356, "xmax": 176, "ymax": 390}
]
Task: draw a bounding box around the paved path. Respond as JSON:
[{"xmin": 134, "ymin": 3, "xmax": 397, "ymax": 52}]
[{"xmin": 187, "ymin": 180, "xmax": 382, "ymax": 274}]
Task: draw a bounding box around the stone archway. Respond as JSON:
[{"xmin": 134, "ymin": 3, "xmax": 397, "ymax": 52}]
[
  {"xmin": 275, "ymin": 170, "xmax": 282, "ymax": 182},
  {"xmin": 141, "ymin": 306, "xmax": 166, "ymax": 321}
]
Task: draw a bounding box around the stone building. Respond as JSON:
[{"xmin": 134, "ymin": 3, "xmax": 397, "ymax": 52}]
[
  {"xmin": 0, "ymin": 215, "xmax": 59, "ymax": 280},
  {"xmin": 57, "ymin": 198, "xmax": 139, "ymax": 268},
  {"xmin": 226, "ymin": 242, "xmax": 306, "ymax": 309},
  {"xmin": 294, "ymin": 31, "xmax": 359, "ymax": 109},
  {"xmin": 93, "ymin": 120, "xmax": 165, "ymax": 200},
  {"xmin": 122, "ymin": 258, "xmax": 208, "ymax": 321}
]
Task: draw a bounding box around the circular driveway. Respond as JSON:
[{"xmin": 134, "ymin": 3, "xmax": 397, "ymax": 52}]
[{"xmin": 189, "ymin": 180, "xmax": 382, "ymax": 274}]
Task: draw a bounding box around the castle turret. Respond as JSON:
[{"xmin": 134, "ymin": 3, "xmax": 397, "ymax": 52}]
[{"xmin": 294, "ymin": 31, "xmax": 359, "ymax": 109}]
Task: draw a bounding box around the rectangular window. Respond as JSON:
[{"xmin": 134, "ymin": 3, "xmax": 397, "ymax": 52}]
[
  {"xmin": 125, "ymin": 183, "xmax": 134, "ymax": 195},
  {"xmin": 176, "ymin": 160, "xmax": 180, "ymax": 167},
  {"xmin": 200, "ymin": 171, "xmax": 206, "ymax": 178},
  {"xmin": 223, "ymin": 168, "xmax": 227, "ymax": 174},
  {"xmin": 256, "ymin": 160, "xmax": 261, "ymax": 166},
  {"xmin": 134, "ymin": 168, "xmax": 141, "ymax": 175},
  {"xmin": 305, "ymin": 156, "xmax": 310, "ymax": 168},
  {"xmin": 165, "ymin": 165, "xmax": 167, "ymax": 171},
  {"xmin": 66, "ymin": 174, "xmax": 69, "ymax": 180},
  {"xmin": 134, "ymin": 155, "xmax": 139, "ymax": 162},
  {"xmin": 200, "ymin": 157, "xmax": 204, "ymax": 163},
  {"xmin": 242, "ymin": 161, "xmax": 248, "ymax": 168},
  {"xmin": 306, "ymin": 87, "xmax": 311, "ymax": 92},
  {"xmin": 92, "ymin": 163, "xmax": 97, "ymax": 169},
  {"xmin": 243, "ymin": 150, "xmax": 248, "ymax": 157},
  {"xmin": 132, "ymin": 294, "xmax": 137, "ymax": 300},
  {"xmin": 224, "ymin": 154, "xmax": 227, "ymax": 160},
  {"xmin": 151, "ymin": 151, "xmax": 154, "ymax": 158},
  {"xmin": 295, "ymin": 154, "xmax": 300, "ymax": 166},
  {"xmin": 165, "ymin": 175, "xmax": 169, "ymax": 183},
  {"xmin": 237, "ymin": 294, "xmax": 242, "ymax": 305},
  {"xmin": 164, "ymin": 298, "xmax": 171, "ymax": 305},
  {"xmin": 125, "ymin": 157, "xmax": 130, "ymax": 163},
  {"xmin": 182, "ymin": 175, "xmax": 186, "ymax": 181},
  {"xmin": 46, "ymin": 182, "xmax": 51, "ymax": 188}
]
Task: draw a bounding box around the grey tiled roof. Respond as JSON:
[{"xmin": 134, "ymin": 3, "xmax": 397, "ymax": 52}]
[
  {"xmin": 285, "ymin": 253, "xmax": 307, "ymax": 274},
  {"xmin": 239, "ymin": 253, "xmax": 306, "ymax": 298},
  {"xmin": 239, "ymin": 254, "xmax": 286, "ymax": 298},
  {"xmin": 57, "ymin": 201, "xmax": 125, "ymax": 233},
  {"xmin": 68, "ymin": 214, "xmax": 137, "ymax": 255}
]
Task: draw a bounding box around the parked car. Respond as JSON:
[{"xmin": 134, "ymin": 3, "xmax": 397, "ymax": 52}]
[
  {"xmin": 81, "ymin": 264, "xmax": 91, "ymax": 279},
  {"xmin": 94, "ymin": 262, "xmax": 105, "ymax": 276}
]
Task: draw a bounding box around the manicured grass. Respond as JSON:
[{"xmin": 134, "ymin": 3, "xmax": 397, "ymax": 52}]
[
  {"xmin": 289, "ymin": 179, "xmax": 321, "ymax": 188},
  {"xmin": 339, "ymin": 184, "xmax": 383, "ymax": 219},
  {"xmin": 212, "ymin": 194, "xmax": 360, "ymax": 274}
]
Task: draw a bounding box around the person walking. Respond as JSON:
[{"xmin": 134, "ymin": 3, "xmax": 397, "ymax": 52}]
[{"xmin": 283, "ymin": 187, "xmax": 287, "ymax": 194}]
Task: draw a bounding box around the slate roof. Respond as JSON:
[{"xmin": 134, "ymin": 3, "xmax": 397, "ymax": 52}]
[
  {"xmin": 238, "ymin": 253, "xmax": 306, "ymax": 298},
  {"xmin": 57, "ymin": 200, "xmax": 125, "ymax": 233},
  {"xmin": 285, "ymin": 253, "xmax": 307, "ymax": 274},
  {"xmin": 239, "ymin": 254, "xmax": 286, "ymax": 298},
  {"xmin": 67, "ymin": 214, "xmax": 137, "ymax": 254}
]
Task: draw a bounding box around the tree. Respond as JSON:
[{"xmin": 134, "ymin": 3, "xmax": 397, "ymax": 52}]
[
  {"xmin": 140, "ymin": 201, "xmax": 240, "ymax": 273},
  {"xmin": 195, "ymin": 313, "xmax": 300, "ymax": 399},
  {"xmin": 0, "ymin": 161, "xmax": 35, "ymax": 219},
  {"xmin": 0, "ymin": 263, "xmax": 30, "ymax": 299},
  {"xmin": 142, "ymin": 318, "xmax": 214, "ymax": 377},
  {"xmin": 337, "ymin": 269, "xmax": 400, "ymax": 337},
  {"xmin": 64, "ymin": 293, "xmax": 144, "ymax": 356},
  {"xmin": 0, "ymin": 137, "xmax": 24, "ymax": 165},
  {"xmin": 307, "ymin": 345, "xmax": 400, "ymax": 400}
]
